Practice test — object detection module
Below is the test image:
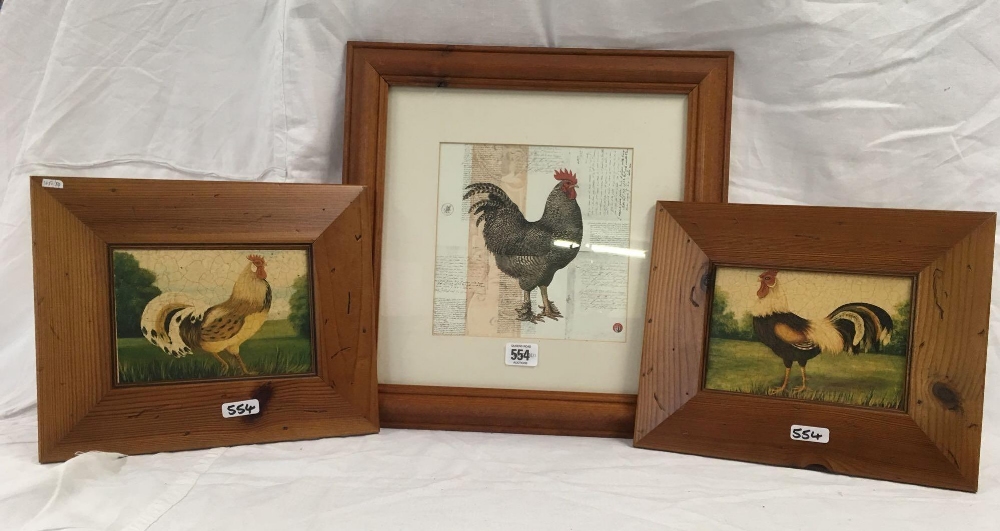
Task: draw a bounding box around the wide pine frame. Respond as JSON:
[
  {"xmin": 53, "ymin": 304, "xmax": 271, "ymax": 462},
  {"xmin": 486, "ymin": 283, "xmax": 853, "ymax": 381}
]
[
  {"xmin": 343, "ymin": 41, "xmax": 734, "ymax": 437},
  {"xmin": 31, "ymin": 177, "xmax": 378, "ymax": 463},
  {"xmin": 634, "ymin": 201, "xmax": 995, "ymax": 491}
]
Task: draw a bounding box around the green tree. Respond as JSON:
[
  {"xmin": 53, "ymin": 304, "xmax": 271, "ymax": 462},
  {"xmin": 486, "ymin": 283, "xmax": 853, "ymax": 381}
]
[
  {"xmin": 710, "ymin": 290, "xmax": 740, "ymax": 339},
  {"xmin": 884, "ymin": 299, "xmax": 911, "ymax": 356},
  {"xmin": 711, "ymin": 290, "xmax": 756, "ymax": 341},
  {"xmin": 113, "ymin": 252, "xmax": 161, "ymax": 337},
  {"xmin": 738, "ymin": 311, "xmax": 756, "ymax": 341},
  {"xmin": 288, "ymin": 275, "xmax": 311, "ymax": 338}
]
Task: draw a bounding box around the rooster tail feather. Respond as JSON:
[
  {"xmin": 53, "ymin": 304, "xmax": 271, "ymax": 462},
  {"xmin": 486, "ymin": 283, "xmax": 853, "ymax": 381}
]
[
  {"xmin": 826, "ymin": 302, "xmax": 894, "ymax": 354},
  {"xmin": 469, "ymin": 199, "xmax": 492, "ymax": 226},
  {"xmin": 468, "ymin": 198, "xmax": 489, "ymax": 212},
  {"xmin": 464, "ymin": 182, "xmax": 520, "ymax": 229},
  {"xmin": 139, "ymin": 293, "xmax": 207, "ymax": 358},
  {"xmin": 805, "ymin": 318, "xmax": 848, "ymax": 354},
  {"xmin": 463, "ymin": 182, "xmax": 512, "ymax": 202}
]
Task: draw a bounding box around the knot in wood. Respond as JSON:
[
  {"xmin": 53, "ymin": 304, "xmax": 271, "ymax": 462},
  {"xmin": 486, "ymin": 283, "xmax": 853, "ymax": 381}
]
[{"xmin": 932, "ymin": 382, "xmax": 962, "ymax": 411}]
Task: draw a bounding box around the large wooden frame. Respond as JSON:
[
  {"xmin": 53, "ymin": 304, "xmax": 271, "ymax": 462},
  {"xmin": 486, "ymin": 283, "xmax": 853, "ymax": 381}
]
[
  {"xmin": 634, "ymin": 201, "xmax": 995, "ymax": 491},
  {"xmin": 343, "ymin": 42, "xmax": 733, "ymax": 437},
  {"xmin": 31, "ymin": 177, "xmax": 378, "ymax": 463}
]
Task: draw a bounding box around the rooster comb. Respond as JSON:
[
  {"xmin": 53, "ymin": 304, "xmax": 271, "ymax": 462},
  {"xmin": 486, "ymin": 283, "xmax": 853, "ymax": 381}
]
[
  {"xmin": 759, "ymin": 269, "xmax": 778, "ymax": 278},
  {"xmin": 247, "ymin": 254, "xmax": 266, "ymax": 265},
  {"xmin": 553, "ymin": 168, "xmax": 577, "ymax": 185}
]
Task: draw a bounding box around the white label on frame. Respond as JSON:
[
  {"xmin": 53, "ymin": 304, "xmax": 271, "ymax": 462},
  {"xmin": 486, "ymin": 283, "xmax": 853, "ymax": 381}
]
[
  {"xmin": 221, "ymin": 399, "xmax": 260, "ymax": 418},
  {"xmin": 41, "ymin": 179, "xmax": 64, "ymax": 189},
  {"xmin": 505, "ymin": 343, "xmax": 538, "ymax": 367},
  {"xmin": 790, "ymin": 424, "xmax": 830, "ymax": 444}
]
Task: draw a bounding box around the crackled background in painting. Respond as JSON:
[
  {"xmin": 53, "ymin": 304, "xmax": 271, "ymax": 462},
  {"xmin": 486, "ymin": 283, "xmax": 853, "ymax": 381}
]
[
  {"xmin": 714, "ymin": 268, "xmax": 913, "ymax": 322},
  {"xmin": 705, "ymin": 267, "xmax": 914, "ymax": 410},
  {"xmin": 112, "ymin": 248, "xmax": 313, "ymax": 384},
  {"xmin": 125, "ymin": 249, "xmax": 308, "ymax": 318}
]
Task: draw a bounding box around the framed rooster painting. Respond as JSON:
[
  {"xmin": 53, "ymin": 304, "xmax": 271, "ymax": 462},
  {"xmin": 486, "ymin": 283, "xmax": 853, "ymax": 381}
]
[
  {"xmin": 343, "ymin": 42, "xmax": 733, "ymax": 436},
  {"xmin": 634, "ymin": 201, "xmax": 994, "ymax": 491},
  {"xmin": 30, "ymin": 177, "xmax": 378, "ymax": 462}
]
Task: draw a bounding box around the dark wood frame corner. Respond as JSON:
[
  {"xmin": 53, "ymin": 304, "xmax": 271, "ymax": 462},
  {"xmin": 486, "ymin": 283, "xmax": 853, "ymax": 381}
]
[
  {"xmin": 634, "ymin": 201, "xmax": 995, "ymax": 491},
  {"xmin": 342, "ymin": 42, "xmax": 734, "ymax": 437},
  {"xmin": 31, "ymin": 176, "xmax": 378, "ymax": 463}
]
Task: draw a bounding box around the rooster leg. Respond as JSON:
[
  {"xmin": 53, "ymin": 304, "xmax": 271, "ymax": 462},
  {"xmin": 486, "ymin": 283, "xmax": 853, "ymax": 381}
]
[
  {"xmin": 209, "ymin": 351, "xmax": 230, "ymax": 373},
  {"xmin": 537, "ymin": 286, "xmax": 563, "ymax": 320},
  {"xmin": 769, "ymin": 367, "xmax": 791, "ymax": 395},
  {"xmin": 792, "ymin": 365, "xmax": 808, "ymax": 393},
  {"xmin": 515, "ymin": 291, "xmax": 543, "ymax": 323},
  {"xmin": 227, "ymin": 346, "xmax": 257, "ymax": 375}
]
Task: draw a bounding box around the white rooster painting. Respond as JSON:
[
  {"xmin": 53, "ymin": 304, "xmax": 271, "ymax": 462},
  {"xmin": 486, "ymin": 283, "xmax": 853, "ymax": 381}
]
[
  {"xmin": 703, "ymin": 267, "xmax": 913, "ymax": 409},
  {"xmin": 112, "ymin": 248, "xmax": 314, "ymax": 384}
]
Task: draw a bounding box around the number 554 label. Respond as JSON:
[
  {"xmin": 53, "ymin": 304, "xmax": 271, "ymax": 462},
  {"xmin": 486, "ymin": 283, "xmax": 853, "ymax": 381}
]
[
  {"xmin": 790, "ymin": 424, "xmax": 830, "ymax": 443},
  {"xmin": 506, "ymin": 343, "xmax": 538, "ymax": 367},
  {"xmin": 222, "ymin": 399, "xmax": 260, "ymax": 418}
]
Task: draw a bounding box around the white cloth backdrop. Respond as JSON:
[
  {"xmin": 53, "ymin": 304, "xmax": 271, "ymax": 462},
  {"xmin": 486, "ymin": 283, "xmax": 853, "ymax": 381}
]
[{"xmin": 2, "ymin": 0, "xmax": 999, "ymax": 529}]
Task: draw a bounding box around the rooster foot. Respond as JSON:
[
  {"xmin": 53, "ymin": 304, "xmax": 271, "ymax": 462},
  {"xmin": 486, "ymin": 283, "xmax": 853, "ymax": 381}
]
[
  {"xmin": 768, "ymin": 386, "xmax": 787, "ymax": 395},
  {"xmin": 516, "ymin": 306, "xmax": 544, "ymax": 324},
  {"xmin": 539, "ymin": 307, "xmax": 563, "ymax": 321},
  {"xmin": 229, "ymin": 352, "xmax": 256, "ymax": 375},
  {"xmin": 210, "ymin": 352, "xmax": 231, "ymax": 374},
  {"xmin": 538, "ymin": 305, "xmax": 563, "ymax": 320},
  {"xmin": 791, "ymin": 385, "xmax": 807, "ymax": 393},
  {"xmin": 521, "ymin": 313, "xmax": 546, "ymax": 324}
]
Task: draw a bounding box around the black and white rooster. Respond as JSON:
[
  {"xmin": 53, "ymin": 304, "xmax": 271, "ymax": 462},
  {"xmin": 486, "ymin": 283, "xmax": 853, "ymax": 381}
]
[
  {"xmin": 751, "ymin": 270, "xmax": 894, "ymax": 393},
  {"xmin": 463, "ymin": 169, "xmax": 583, "ymax": 323}
]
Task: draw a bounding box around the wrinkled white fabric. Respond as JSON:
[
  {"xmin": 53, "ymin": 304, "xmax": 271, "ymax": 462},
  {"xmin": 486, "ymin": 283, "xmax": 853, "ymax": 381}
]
[
  {"xmin": 3, "ymin": 418, "xmax": 999, "ymax": 531},
  {"xmin": 2, "ymin": 0, "xmax": 999, "ymax": 528}
]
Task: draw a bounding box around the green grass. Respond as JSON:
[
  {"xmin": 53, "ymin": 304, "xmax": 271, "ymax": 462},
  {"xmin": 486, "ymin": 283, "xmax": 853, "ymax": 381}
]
[
  {"xmin": 705, "ymin": 338, "xmax": 906, "ymax": 409},
  {"xmin": 117, "ymin": 319, "xmax": 312, "ymax": 384}
]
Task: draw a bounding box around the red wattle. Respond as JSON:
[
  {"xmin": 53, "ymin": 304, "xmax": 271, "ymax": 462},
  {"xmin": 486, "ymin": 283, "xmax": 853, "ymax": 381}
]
[{"xmin": 757, "ymin": 282, "xmax": 768, "ymax": 299}]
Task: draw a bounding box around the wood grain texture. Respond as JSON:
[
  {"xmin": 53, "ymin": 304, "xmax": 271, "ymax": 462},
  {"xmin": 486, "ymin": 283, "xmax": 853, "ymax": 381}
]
[
  {"xmin": 633, "ymin": 204, "xmax": 711, "ymax": 440},
  {"xmin": 661, "ymin": 202, "xmax": 990, "ymax": 274},
  {"xmin": 906, "ymin": 216, "xmax": 995, "ymax": 489},
  {"xmin": 44, "ymin": 177, "xmax": 357, "ymax": 244},
  {"xmin": 30, "ymin": 177, "xmax": 379, "ymax": 463},
  {"xmin": 342, "ymin": 42, "xmax": 733, "ymax": 437},
  {"xmin": 636, "ymin": 391, "xmax": 962, "ymax": 488},
  {"xmin": 313, "ymin": 191, "xmax": 378, "ymax": 424},
  {"xmin": 31, "ymin": 181, "xmax": 113, "ymax": 461},
  {"xmin": 379, "ymin": 384, "xmax": 636, "ymax": 437},
  {"xmin": 634, "ymin": 201, "xmax": 995, "ymax": 491}
]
